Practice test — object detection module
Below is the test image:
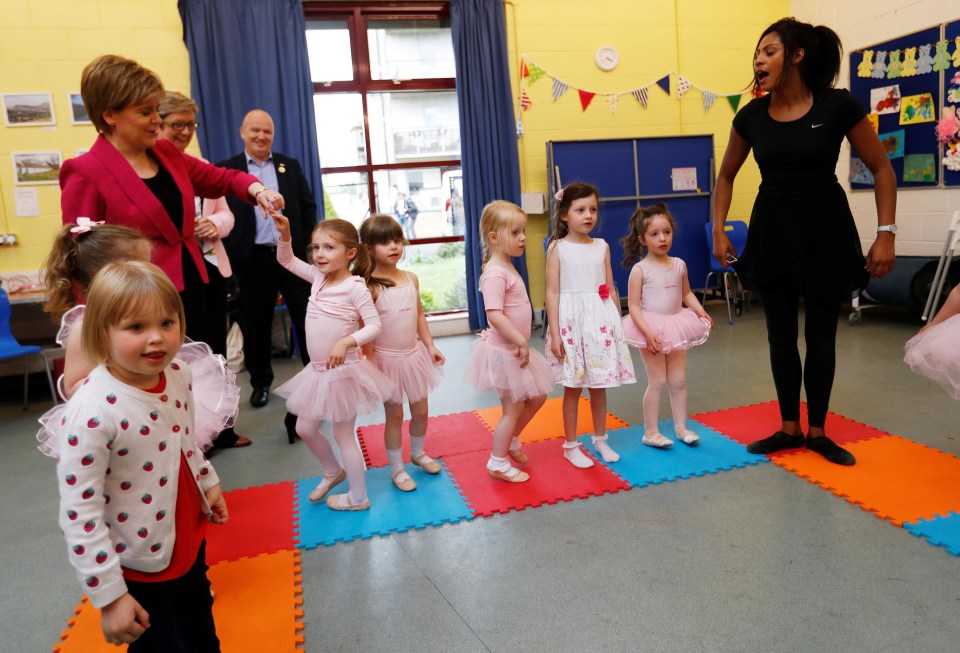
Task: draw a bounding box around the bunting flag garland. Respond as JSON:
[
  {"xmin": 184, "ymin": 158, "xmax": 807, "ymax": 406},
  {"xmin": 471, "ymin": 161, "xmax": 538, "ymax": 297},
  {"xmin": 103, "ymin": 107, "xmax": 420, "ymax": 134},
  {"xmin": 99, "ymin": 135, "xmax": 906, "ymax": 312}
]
[
  {"xmin": 677, "ymin": 75, "xmax": 692, "ymax": 98},
  {"xmin": 632, "ymin": 87, "xmax": 649, "ymax": 108},
  {"xmin": 521, "ymin": 59, "xmax": 529, "ymax": 78},
  {"xmin": 579, "ymin": 90, "xmax": 596, "ymax": 112},
  {"xmin": 607, "ymin": 93, "xmax": 620, "ymax": 114},
  {"xmin": 702, "ymin": 91, "xmax": 716, "ymax": 112},
  {"xmin": 520, "ymin": 90, "xmax": 532, "ymax": 111},
  {"xmin": 727, "ymin": 94, "xmax": 743, "ymax": 113},
  {"xmin": 552, "ymin": 79, "xmax": 569, "ymax": 102},
  {"xmin": 656, "ymin": 74, "xmax": 671, "ymax": 95},
  {"xmin": 527, "ymin": 61, "xmax": 546, "ymax": 84}
]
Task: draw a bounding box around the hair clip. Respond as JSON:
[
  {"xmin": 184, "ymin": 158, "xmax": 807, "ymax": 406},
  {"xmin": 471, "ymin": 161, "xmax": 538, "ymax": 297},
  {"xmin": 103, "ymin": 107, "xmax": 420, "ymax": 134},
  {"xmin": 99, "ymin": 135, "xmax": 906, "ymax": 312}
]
[
  {"xmin": 554, "ymin": 189, "xmax": 564, "ymax": 202},
  {"xmin": 70, "ymin": 217, "xmax": 105, "ymax": 237}
]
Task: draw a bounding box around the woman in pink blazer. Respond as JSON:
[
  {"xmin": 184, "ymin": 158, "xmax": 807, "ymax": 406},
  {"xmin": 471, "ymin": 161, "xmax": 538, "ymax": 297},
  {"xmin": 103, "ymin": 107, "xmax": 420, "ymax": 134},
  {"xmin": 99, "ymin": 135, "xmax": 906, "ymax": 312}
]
[{"xmin": 60, "ymin": 55, "xmax": 285, "ymax": 353}]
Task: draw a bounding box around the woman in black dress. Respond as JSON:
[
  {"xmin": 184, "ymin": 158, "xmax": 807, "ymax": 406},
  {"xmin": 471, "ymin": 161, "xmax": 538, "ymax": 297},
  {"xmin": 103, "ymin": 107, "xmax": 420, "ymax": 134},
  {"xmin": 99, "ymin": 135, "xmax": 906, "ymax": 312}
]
[{"xmin": 713, "ymin": 18, "xmax": 896, "ymax": 465}]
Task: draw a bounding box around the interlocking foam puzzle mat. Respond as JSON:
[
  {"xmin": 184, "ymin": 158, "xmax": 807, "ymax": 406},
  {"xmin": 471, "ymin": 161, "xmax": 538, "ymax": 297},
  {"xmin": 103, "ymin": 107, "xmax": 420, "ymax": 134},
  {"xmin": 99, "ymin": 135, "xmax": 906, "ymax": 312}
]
[
  {"xmin": 54, "ymin": 549, "xmax": 303, "ymax": 652},
  {"xmin": 54, "ymin": 399, "xmax": 960, "ymax": 649}
]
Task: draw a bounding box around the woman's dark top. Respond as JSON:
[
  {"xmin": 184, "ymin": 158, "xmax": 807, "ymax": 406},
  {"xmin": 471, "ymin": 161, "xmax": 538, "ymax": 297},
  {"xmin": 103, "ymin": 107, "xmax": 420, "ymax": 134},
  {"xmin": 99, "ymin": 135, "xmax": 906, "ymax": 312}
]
[
  {"xmin": 732, "ymin": 88, "xmax": 869, "ymax": 301},
  {"xmin": 142, "ymin": 162, "xmax": 184, "ymax": 232}
]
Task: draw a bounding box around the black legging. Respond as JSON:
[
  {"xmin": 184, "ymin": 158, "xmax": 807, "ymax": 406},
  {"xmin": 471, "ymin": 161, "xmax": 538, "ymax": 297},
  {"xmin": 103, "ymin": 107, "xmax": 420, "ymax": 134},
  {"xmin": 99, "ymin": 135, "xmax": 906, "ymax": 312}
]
[{"xmin": 761, "ymin": 283, "xmax": 841, "ymax": 429}]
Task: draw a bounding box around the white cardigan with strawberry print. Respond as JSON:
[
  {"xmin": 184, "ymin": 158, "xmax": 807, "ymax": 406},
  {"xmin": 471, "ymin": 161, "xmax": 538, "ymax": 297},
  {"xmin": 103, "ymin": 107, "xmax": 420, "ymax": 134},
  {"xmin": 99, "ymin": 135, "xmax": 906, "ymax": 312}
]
[{"xmin": 56, "ymin": 361, "xmax": 220, "ymax": 608}]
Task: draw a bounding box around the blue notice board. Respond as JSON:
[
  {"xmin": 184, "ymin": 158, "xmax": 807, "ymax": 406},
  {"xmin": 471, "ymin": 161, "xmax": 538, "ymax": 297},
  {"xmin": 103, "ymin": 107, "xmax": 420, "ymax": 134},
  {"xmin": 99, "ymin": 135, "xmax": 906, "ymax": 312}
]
[
  {"xmin": 546, "ymin": 135, "xmax": 714, "ymax": 297},
  {"xmin": 945, "ymin": 19, "xmax": 960, "ymax": 188}
]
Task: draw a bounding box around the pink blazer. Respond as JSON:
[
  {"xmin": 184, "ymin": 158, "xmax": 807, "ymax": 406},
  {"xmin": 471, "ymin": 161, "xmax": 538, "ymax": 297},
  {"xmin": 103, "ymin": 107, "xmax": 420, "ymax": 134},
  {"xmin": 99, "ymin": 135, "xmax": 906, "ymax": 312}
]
[
  {"xmin": 201, "ymin": 195, "xmax": 235, "ymax": 278},
  {"xmin": 60, "ymin": 135, "xmax": 258, "ymax": 291}
]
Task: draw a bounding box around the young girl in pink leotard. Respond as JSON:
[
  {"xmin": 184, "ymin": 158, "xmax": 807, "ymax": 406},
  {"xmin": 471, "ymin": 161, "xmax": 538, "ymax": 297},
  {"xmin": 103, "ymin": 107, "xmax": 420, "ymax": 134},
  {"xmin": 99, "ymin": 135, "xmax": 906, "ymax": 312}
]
[
  {"xmin": 271, "ymin": 213, "xmax": 394, "ymax": 511},
  {"xmin": 463, "ymin": 201, "xmax": 553, "ymax": 483},
  {"xmin": 360, "ymin": 214, "xmax": 445, "ymax": 492}
]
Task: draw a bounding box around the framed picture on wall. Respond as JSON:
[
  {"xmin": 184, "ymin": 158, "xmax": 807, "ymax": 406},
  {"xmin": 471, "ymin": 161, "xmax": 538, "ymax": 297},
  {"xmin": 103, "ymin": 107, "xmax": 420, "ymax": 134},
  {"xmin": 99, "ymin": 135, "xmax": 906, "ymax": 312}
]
[
  {"xmin": 11, "ymin": 151, "xmax": 62, "ymax": 185},
  {"xmin": 2, "ymin": 93, "xmax": 56, "ymax": 127},
  {"xmin": 68, "ymin": 92, "xmax": 91, "ymax": 124}
]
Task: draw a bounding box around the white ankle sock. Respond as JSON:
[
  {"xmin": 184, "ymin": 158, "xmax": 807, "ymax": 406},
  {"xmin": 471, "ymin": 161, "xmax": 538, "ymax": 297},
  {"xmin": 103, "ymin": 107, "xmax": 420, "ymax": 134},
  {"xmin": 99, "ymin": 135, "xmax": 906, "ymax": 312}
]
[
  {"xmin": 410, "ymin": 435, "xmax": 426, "ymax": 457},
  {"xmin": 562, "ymin": 441, "xmax": 594, "ymax": 468},
  {"xmin": 592, "ymin": 434, "xmax": 620, "ymax": 463},
  {"xmin": 487, "ymin": 454, "xmax": 511, "ymax": 472},
  {"xmin": 386, "ymin": 447, "xmax": 406, "ymax": 475}
]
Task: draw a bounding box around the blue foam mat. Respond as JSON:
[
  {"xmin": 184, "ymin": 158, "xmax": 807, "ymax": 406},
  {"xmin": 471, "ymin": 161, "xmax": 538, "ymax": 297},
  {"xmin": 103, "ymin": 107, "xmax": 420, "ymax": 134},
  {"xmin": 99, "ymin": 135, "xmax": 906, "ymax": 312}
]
[
  {"xmin": 295, "ymin": 462, "xmax": 474, "ymax": 547},
  {"xmin": 580, "ymin": 419, "xmax": 766, "ymax": 487},
  {"xmin": 904, "ymin": 512, "xmax": 960, "ymax": 557}
]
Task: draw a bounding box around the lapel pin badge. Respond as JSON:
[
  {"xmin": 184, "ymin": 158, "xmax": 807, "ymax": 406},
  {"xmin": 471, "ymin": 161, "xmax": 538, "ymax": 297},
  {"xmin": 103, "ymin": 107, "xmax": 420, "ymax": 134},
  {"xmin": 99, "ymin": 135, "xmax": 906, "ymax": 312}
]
[{"xmin": 278, "ymin": 163, "xmax": 286, "ymax": 174}]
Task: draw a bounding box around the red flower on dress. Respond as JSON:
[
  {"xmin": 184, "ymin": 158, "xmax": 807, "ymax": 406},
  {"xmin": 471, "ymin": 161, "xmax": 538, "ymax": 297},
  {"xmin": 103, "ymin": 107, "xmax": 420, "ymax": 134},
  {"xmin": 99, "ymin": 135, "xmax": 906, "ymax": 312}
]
[{"xmin": 598, "ymin": 284, "xmax": 610, "ymax": 299}]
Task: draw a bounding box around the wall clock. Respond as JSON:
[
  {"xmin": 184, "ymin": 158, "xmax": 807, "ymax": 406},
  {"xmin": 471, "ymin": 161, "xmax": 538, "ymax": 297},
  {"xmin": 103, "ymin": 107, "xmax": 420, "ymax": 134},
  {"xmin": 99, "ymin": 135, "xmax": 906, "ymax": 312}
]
[{"xmin": 595, "ymin": 45, "xmax": 619, "ymax": 72}]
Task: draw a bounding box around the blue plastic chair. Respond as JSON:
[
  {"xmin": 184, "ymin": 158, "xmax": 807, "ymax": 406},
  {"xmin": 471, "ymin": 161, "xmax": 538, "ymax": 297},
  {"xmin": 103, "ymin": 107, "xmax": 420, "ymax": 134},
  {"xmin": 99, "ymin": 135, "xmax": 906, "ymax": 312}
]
[
  {"xmin": 0, "ymin": 288, "xmax": 43, "ymax": 410},
  {"xmin": 704, "ymin": 221, "xmax": 749, "ymax": 325}
]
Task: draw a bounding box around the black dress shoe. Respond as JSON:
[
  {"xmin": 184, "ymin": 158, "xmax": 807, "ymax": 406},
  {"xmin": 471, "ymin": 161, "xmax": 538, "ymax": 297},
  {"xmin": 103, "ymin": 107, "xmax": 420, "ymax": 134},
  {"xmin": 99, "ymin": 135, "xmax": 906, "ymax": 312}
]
[{"xmin": 250, "ymin": 387, "xmax": 269, "ymax": 408}]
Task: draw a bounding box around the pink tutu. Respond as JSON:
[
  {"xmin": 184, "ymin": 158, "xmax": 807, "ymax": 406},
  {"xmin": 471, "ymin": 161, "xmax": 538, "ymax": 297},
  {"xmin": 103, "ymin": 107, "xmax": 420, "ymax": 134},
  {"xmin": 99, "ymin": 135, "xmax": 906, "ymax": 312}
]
[
  {"xmin": 622, "ymin": 309, "xmax": 711, "ymax": 354},
  {"xmin": 904, "ymin": 313, "xmax": 960, "ymax": 399},
  {"xmin": 374, "ymin": 343, "xmax": 442, "ymax": 404},
  {"xmin": 177, "ymin": 341, "xmax": 240, "ymax": 451},
  {"xmin": 274, "ymin": 358, "xmax": 395, "ymax": 422},
  {"xmin": 463, "ymin": 332, "xmax": 554, "ymax": 402}
]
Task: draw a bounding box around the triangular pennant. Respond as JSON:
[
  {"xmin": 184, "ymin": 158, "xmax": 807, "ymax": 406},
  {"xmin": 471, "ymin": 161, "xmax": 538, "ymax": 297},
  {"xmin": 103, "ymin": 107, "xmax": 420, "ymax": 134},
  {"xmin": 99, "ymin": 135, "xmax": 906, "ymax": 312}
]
[
  {"xmin": 521, "ymin": 59, "xmax": 529, "ymax": 78},
  {"xmin": 632, "ymin": 87, "xmax": 649, "ymax": 108},
  {"xmin": 677, "ymin": 75, "xmax": 692, "ymax": 98},
  {"xmin": 552, "ymin": 79, "xmax": 569, "ymax": 102},
  {"xmin": 528, "ymin": 62, "xmax": 546, "ymax": 84},
  {"xmin": 607, "ymin": 94, "xmax": 619, "ymax": 114},
  {"xmin": 656, "ymin": 74, "xmax": 671, "ymax": 95},
  {"xmin": 702, "ymin": 91, "xmax": 716, "ymax": 112},
  {"xmin": 579, "ymin": 90, "xmax": 596, "ymax": 111},
  {"xmin": 727, "ymin": 94, "xmax": 742, "ymax": 113},
  {"xmin": 520, "ymin": 90, "xmax": 532, "ymax": 111}
]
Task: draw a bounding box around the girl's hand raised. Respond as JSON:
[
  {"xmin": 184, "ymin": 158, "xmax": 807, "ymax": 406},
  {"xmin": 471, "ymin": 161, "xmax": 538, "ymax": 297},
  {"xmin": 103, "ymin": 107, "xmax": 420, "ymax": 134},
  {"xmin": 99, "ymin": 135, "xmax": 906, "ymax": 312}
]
[{"xmin": 270, "ymin": 210, "xmax": 291, "ymax": 241}]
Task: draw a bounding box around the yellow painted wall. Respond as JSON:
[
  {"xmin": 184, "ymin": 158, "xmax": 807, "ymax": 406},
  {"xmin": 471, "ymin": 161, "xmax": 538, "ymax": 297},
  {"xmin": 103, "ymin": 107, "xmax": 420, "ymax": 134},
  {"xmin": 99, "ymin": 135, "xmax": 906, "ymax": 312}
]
[
  {"xmin": 505, "ymin": 0, "xmax": 789, "ymax": 305},
  {"xmin": 0, "ymin": 0, "xmax": 191, "ymax": 276}
]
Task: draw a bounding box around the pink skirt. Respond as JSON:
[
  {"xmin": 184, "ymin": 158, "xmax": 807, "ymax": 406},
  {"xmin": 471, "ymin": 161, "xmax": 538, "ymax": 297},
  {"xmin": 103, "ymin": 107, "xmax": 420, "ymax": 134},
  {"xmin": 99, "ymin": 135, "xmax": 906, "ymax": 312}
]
[
  {"xmin": 374, "ymin": 343, "xmax": 442, "ymax": 404},
  {"xmin": 904, "ymin": 313, "xmax": 960, "ymax": 399},
  {"xmin": 274, "ymin": 358, "xmax": 395, "ymax": 422},
  {"xmin": 622, "ymin": 309, "xmax": 711, "ymax": 354},
  {"xmin": 462, "ymin": 333, "xmax": 554, "ymax": 403}
]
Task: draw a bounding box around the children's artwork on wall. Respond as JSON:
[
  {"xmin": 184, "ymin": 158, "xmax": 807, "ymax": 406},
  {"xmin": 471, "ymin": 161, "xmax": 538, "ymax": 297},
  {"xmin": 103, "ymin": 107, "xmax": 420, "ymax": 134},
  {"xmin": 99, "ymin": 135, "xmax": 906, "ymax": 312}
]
[
  {"xmin": 870, "ymin": 84, "xmax": 901, "ymax": 114},
  {"xmin": 878, "ymin": 129, "xmax": 906, "ymax": 159},
  {"xmin": 68, "ymin": 93, "xmax": 90, "ymax": 124},
  {"xmin": 867, "ymin": 113, "xmax": 879, "ymax": 133},
  {"xmin": 903, "ymin": 153, "xmax": 936, "ymax": 182},
  {"xmin": 11, "ymin": 151, "xmax": 62, "ymax": 185},
  {"xmin": 849, "ymin": 158, "xmax": 875, "ymax": 184},
  {"xmin": 899, "ymin": 92, "xmax": 935, "ymax": 125},
  {"xmin": 2, "ymin": 93, "xmax": 56, "ymax": 127}
]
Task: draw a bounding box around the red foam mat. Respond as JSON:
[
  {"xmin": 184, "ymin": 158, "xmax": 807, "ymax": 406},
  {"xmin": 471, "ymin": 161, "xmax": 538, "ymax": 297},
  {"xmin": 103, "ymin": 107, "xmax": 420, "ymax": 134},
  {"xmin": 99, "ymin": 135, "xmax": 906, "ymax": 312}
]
[
  {"xmin": 356, "ymin": 411, "xmax": 493, "ymax": 468},
  {"xmin": 205, "ymin": 481, "xmax": 295, "ymax": 564}
]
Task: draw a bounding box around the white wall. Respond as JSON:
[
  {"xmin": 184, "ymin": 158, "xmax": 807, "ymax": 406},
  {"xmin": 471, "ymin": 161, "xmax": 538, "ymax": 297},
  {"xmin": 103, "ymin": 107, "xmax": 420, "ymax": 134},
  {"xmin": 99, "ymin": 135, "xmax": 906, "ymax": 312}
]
[{"xmin": 792, "ymin": 0, "xmax": 960, "ymax": 256}]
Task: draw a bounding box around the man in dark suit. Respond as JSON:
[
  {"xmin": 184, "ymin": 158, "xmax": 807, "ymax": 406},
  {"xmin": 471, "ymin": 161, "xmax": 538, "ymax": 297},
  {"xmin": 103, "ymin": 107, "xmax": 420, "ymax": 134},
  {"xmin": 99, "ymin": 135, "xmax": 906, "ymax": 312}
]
[{"xmin": 218, "ymin": 110, "xmax": 316, "ymax": 412}]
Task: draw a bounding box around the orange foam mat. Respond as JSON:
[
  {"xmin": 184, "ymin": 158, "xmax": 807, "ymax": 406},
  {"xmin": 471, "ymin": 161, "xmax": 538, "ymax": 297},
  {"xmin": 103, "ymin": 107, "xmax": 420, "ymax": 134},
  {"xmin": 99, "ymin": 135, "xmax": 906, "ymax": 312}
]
[
  {"xmin": 474, "ymin": 396, "xmax": 628, "ymax": 444},
  {"xmin": 54, "ymin": 549, "xmax": 304, "ymax": 652},
  {"xmin": 772, "ymin": 436, "xmax": 960, "ymax": 527}
]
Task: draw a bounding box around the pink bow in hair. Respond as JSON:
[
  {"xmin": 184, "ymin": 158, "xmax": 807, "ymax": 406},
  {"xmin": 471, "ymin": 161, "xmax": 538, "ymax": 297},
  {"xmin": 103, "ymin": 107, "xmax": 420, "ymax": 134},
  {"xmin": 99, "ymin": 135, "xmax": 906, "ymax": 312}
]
[
  {"xmin": 554, "ymin": 189, "xmax": 564, "ymax": 202},
  {"xmin": 70, "ymin": 217, "xmax": 105, "ymax": 236}
]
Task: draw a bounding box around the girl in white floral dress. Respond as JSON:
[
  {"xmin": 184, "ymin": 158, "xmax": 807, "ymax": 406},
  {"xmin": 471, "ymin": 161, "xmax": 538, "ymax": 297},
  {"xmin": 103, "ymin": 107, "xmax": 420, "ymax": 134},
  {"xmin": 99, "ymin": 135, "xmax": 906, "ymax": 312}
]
[{"xmin": 546, "ymin": 182, "xmax": 636, "ymax": 468}]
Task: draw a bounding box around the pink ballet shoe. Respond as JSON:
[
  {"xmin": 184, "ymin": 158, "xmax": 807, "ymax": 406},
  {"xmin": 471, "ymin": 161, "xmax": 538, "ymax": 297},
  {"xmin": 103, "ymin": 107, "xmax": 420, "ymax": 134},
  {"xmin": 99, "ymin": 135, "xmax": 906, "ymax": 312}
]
[
  {"xmin": 487, "ymin": 466, "xmax": 529, "ymax": 483},
  {"xmin": 326, "ymin": 493, "xmax": 371, "ymax": 511},
  {"xmin": 411, "ymin": 452, "xmax": 441, "ymax": 474},
  {"xmin": 508, "ymin": 448, "xmax": 528, "ymax": 464},
  {"xmin": 308, "ymin": 469, "xmax": 346, "ymax": 502},
  {"xmin": 392, "ymin": 468, "xmax": 417, "ymax": 492}
]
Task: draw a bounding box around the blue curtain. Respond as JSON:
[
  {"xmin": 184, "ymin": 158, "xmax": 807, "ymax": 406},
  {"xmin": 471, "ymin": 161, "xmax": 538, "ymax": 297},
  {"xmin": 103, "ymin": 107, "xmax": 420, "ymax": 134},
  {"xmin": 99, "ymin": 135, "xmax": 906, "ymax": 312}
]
[
  {"xmin": 178, "ymin": 0, "xmax": 323, "ymax": 210},
  {"xmin": 451, "ymin": 0, "xmax": 526, "ymax": 330}
]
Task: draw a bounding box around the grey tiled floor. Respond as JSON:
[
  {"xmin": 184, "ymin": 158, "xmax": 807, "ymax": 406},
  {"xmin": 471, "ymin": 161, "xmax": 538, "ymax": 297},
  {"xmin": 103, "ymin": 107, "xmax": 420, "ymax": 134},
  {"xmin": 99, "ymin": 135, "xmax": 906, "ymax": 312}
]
[{"xmin": 3, "ymin": 301, "xmax": 958, "ymax": 652}]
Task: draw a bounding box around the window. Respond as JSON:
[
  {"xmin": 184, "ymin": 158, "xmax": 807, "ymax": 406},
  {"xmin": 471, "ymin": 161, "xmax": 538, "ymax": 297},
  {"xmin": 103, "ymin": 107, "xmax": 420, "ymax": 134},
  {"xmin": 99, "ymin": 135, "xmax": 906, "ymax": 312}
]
[{"xmin": 305, "ymin": 3, "xmax": 466, "ymax": 313}]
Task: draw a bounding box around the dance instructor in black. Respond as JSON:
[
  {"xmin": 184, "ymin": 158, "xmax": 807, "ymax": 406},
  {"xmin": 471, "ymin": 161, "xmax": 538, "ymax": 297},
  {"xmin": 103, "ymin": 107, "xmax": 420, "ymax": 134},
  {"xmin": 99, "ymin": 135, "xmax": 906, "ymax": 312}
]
[{"xmin": 713, "ymin": 18, "xmax": 896, "ymax": 465}]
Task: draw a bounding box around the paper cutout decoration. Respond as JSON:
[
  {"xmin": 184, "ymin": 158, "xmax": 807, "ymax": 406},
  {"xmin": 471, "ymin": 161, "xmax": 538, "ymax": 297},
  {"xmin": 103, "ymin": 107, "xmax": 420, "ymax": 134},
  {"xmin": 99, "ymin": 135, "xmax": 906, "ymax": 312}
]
[
  {"xmin": 901, "ymin": 47, "xmax": 917, "ymax": 77},
  {"xmin": 933, "ymin": 40, "xmax": 952, "ymax": 71},
  {"xmin": 915, "ymin": 44, "xmax": 934, "ymax": 74},
  {"xmin": 728, "ymin": 94, "xmax": 743, "ymax": 113},
  {"xmin": 527, "ymin": 61, "xmax": 546, "ymax": 84},
  {"xmin": 655, "ymin": 75, "xmax": 671, "ymax": 95},
  {"xmin": 520, "ymin": 90, "xmax": 532, "ymax": 111},
  {"xmin": 948, "ymin": 71, "xmax": 960, "ymax": 103},
  {"xmin": 867, "ymin": 113, "xmax": 879, "ymax": 133},
  {"xmin": 579, "ymin": 90, "xmax": 595, "ymax": 112},
  {"xmin": 870, "ymin": 84, "xmax": 901, "ymax": 114},
  {"xmin": 849, "ymin": 158, "xmax": 875, "ymax": 185},
  {"xmin": 552, "ymin": 79, "xmax": 569, "ymax": 102},
  {"xmin": 671, "ymin": 167, "xmax": 697, "ymax": 191},
  {"xmin": 899, "ymin": 93, "xmax": 935, "ymax": 125},
  {"xmin": 953, "ymin": 37, "xmax": 960, "ymax": 68},
  {"xmin": 607, "ymin": 94, "xmax": 619, "ymax": 114},
  {"xmin": 703, "ymin": 91, "xmax": 716, "ymax": 112},
  {"xmin": 857, "ymin": 50, "xmax": 874, "ymax": 78},
  {"xmin": 879, "ymin": 129, "xmax": 906, "ymax": 159},
  {"xmin": 632, "ymin": 87, "xmax": 648, "ymax": 108},
  {"xmin": 872, "ymin": 51, "xmax": 888, "ymax": 78},
  {"xmin": 886, "ymin": 49, "xmax": 903, "ymax": 79},
  {"xmin": 677, "ymin": 75, "xmax": 692, "ymax": 98},
  {"xmin": 903, "ymin": 153, "xmax": 936, "ymax": 182}
]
